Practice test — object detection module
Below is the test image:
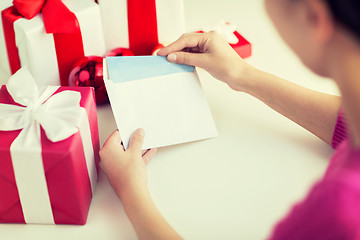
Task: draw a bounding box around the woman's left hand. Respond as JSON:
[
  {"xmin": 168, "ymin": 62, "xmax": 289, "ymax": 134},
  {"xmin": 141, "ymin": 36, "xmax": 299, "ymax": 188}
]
[{"xmin": 99, "ymin": 129, "xmax": 157, "ymax": 199}]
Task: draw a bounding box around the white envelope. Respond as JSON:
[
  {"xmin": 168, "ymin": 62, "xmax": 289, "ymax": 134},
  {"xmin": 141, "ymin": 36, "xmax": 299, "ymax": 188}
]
[{"xmin": 104, "ymin": 56, "xmax": 218, "ymax": 150}]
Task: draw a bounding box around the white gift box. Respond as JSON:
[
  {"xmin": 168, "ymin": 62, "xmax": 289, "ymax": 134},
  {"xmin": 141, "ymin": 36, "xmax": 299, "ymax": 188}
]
[
  {"xmin": 0, "ymin": 0, "xmax": 12, "ymax": 85},
  {"xmin": 98, "ymin": 0, "xmax": 185, "ymax": 54},
  {"xmin": 0, "ymin": 0, "xmax": 106, "ymax": 86}
]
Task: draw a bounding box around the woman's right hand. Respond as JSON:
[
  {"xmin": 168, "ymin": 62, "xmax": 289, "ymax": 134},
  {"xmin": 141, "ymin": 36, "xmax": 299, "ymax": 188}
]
[{"xmin": 157, "ymin": 31, "xmax": 254, "ymax": 91}]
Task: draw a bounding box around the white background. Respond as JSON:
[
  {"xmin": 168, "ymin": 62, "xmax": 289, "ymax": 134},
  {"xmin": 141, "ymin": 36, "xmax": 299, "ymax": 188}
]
[{"xmin": 0, "ymin": 0, "xmax": 339, "ymax": 239}]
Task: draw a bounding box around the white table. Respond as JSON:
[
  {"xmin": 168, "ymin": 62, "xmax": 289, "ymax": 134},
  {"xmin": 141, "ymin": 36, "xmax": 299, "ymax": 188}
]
[{"xmin": 1, "ymin": 0, "xmax": 339, "ymax": 239}]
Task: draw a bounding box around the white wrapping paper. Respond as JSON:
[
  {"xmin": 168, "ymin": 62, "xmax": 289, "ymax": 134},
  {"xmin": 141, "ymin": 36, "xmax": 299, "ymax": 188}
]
[
  {"xmin": 0, "ymin": 0, "xmax": 13, "ymax": 84},
  {"xmin": 98, "ymin": 0, "xmax": 185, "ymax": 52},
  {"xmin": 0, "ymin": 0, "xmax": 106, "ymax": 86}
]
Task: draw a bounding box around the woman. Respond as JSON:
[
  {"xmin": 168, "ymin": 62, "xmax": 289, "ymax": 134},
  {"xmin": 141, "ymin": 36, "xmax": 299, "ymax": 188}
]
[{"xmin": 99, "ymin": 0, "xmax": 360, "ymax": 239}]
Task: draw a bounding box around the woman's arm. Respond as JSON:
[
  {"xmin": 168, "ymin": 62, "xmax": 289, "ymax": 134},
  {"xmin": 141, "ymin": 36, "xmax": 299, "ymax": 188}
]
[
  {"xmin": 243, "ymin": 68, "xmax": 341, "ymax": 145},
  {"xmin": 120, "ymin": 186, "xmax": 182, "ymax": 240},
  {"xmin": 158, "ymin": 32, "xmax": 341, "ymax": 145},
  {"xmin": 100, "ymin": 129, "xmax": 182, "ymax": 240}
]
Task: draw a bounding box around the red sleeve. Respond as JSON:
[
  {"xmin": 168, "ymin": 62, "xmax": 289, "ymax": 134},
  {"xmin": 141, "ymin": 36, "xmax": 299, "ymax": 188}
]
[{"xmin": 332, "ymin": 109, "xmax": 347, "ymax": 149}]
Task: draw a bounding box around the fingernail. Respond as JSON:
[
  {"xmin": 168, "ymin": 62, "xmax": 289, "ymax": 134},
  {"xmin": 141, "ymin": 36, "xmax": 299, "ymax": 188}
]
[
  {"xmin": 138, "ymin": 128, "xmax": 145, "ymax": 136},
  {"xmin": 167, "ymin": 53, "xmax": 177, "ymax": 62}
]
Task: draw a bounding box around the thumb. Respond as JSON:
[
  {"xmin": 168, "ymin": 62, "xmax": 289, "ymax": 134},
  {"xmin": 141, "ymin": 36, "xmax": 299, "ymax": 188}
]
[
  {"xmin": 167, "ymin": 52, "xmax": 210, "ymax": 69},
  {"xmin": 128, "ymin": 128, "xmax": 145, "ymax": 152}
]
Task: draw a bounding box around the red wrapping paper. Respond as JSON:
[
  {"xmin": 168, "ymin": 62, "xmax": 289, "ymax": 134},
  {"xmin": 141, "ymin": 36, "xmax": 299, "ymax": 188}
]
[
  {"xmin": 230, "ymin": 31, "xmax": 251, "ymax": 59},
  {"xmin": 197, "ymin": 30, "xmax": 251, "ymax": 59},
  {"xmin": 0, "ymin": 86, "xmax": 100, "ymax": 225}
]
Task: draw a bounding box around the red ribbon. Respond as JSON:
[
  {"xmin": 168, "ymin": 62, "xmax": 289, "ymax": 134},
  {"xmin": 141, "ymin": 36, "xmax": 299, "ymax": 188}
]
[
  {"xmin": 2, "ymin": 0, "xmax": 85, "ymax": 86},
  {"xmin": 12, "ymin": 0, "xmax": 45, "ymax": 19},
  {"xmin": 127, "ymin": 0, "xmax": 159, "ymax": 55},
  {"xmin": 12, "ymin": 0, "xmax": 80, "ymax": 33},
  {"xmin": 1, "ymin": 7, "xmax": 22, "ymax": 74}
]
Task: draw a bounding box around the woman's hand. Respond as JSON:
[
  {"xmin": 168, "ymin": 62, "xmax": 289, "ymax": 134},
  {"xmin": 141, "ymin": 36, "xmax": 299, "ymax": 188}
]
[
  {"xmin": 159, "ymin": 32, "xmax": 342, "ymax": 147},
  {"xmin": 157, "ymin": 31, "xmax": 254, "ymax": 91},
  {"xmin": 100, "ymin": 130, "xmax": 182, "ymax": 240},
  {"xmin": 99, "ymin": 129, "xmax": 157, "ymax": 199}
]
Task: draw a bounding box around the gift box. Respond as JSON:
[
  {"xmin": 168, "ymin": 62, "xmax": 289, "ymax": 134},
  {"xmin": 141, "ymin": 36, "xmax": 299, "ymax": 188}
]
[
  {"xmin": 97, "ymin": 0, "xmax": 185, "ymax": 55},
  {"xmin": 0, "ymin": 68, "xmax": 10, "ymax": 87},
  {"xmin": 201, "ymin": 21, "xmax": 252, "ymax": 59},
  {"xmin": 0, "ymin": 67, "xmax": 100, "ymax": 225},
  {"xmin": 0, "ymin": 0, "xmax": 12, "ymax": 85},
  {"xmin": 0, "ymin": 0, "xmax": 106, "ymax": 87}
]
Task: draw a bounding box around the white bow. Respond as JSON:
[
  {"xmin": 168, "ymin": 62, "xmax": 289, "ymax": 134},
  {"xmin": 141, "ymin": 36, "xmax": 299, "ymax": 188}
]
[
  {"xmin": 0, "ymin": 67, "xmax": 95, "ymax": 224},
  {"xmin": 0, "ymin": 67, "xmax": 82, "ymax": 142}
]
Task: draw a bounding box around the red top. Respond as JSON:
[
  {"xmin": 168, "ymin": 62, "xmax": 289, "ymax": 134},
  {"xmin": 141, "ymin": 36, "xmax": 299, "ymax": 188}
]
[{"xmin": 269, "ymin": 110, "xmax": 360, "ymax": 240}]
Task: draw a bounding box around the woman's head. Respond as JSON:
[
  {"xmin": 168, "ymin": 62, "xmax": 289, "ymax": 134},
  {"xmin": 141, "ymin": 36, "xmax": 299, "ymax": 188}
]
[{"xmin": 264, "ymin": 0, "xmax": 360, "ymax": 77}]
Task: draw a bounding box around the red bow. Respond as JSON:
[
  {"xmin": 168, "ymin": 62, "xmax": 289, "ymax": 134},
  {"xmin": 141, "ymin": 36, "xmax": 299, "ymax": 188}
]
[{"xmin": 12, "ymin": 0, "xmax": 79, "ymax": 33}]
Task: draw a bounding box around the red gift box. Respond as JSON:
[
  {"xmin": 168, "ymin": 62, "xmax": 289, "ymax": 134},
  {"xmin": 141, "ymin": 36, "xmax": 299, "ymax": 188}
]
[
  {"xmin": 0, "ymin": 68, "xmax": 100, "ymax": 225},
  {"xmin": 199, "ymin": 21, "xmax": 252, "ymax": 59},
  {"xmin": 229, "ymin": 31, "xmax": 252, "ymax": 59}
]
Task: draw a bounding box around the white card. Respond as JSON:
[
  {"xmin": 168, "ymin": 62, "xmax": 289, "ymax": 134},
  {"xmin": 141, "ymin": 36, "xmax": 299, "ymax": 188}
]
[{"xmin": 104, "ymin": 56, "xmax": 218, "ymax": 150}]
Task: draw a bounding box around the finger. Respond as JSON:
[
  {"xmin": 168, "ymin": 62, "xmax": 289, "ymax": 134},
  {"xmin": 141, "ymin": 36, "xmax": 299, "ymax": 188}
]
[
  {"xmin": 157, "ymin": 33, "xmax": 204, "ymax": 56},
  {"xmin": 142, "ymin": 148, "xmax": 157, "ymax": 165},
  {"xmin": 99, "ymin": 130, "xmax": 123, "ymax": 166},
  {"xmin": 184, "ymin": 46, "xmax": 202, "ymax": 53},
  {"xmin": 128, "ymin": 128, "xmax": 145, "ymax": 153},
  {"xmin": 102, "ymin": 130, "xmax": 123, "ymax": 149},
  {"xmin": 167, "ymin": 51, "xmax": 211, "ymax": 69}
]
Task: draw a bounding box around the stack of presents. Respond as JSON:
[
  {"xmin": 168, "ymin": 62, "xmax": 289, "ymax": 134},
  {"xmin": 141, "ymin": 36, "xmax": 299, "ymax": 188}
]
[{"xmin": 0, "ymin": 0, "xmax": 251, "ymax": 225}]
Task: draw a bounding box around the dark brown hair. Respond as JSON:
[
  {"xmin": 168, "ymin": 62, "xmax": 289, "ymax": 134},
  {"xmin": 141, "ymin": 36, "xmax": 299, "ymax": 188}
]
[{"xmin": 327, "ymin": 0, "xmax": 360, "ymax": 39}]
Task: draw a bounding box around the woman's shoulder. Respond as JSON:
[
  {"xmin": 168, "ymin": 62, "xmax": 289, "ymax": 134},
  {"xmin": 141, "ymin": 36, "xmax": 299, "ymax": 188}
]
[{"xmin": 269, "ymin": 172, "xmax": 360, "ymax": 240}]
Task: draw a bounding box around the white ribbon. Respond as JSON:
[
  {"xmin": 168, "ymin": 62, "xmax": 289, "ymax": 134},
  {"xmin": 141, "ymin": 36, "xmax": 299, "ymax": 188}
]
[
  {"xmin": 203, "ymin": 20, "xmax": 239, "ymax": 44},
  {"xmin": 0, "ymin": 67, "xmax": 97, "ymax": 224}
]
